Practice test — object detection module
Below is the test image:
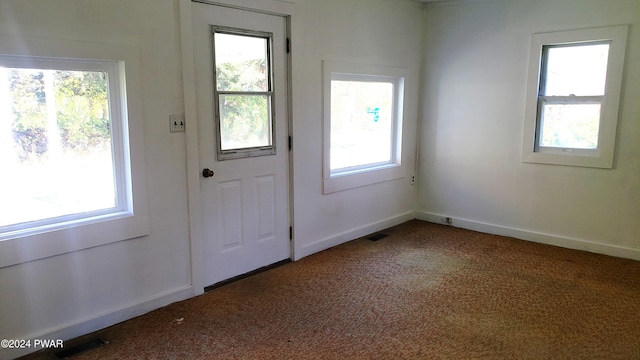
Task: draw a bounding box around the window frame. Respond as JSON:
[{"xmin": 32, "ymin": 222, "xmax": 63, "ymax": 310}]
[
  {"xmin": 522, "ymin": 25, "xmax": 628, "ymax": 168},
  {"xmin": 0, "ymin": 35, "xmax": 149, "ymax": 268},
  {"xmin": 0, "ymin": 56, "xmax": 129, "ymax": 235},
  {"xmin": 322, "ymin": 60, "xmax": 406, "ymax": 194},
  {"xmin": 212, "ymin": 26, "xmax": 277, "ymax": 161}
]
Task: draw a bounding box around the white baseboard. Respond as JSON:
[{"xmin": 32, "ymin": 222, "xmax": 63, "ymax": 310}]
[
  {"xmin": 295, "ymin": 211, "xmax": 414, "ymax": 260},
  {"xmin": 4, "ymin": 285, "xmax": 195, "ymax": 360},
  {"xmin": 415, "ymin": 211, "xmax": 640, "ymax": 261}
]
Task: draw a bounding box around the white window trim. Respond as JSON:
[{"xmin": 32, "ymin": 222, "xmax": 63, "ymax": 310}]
[
  {"xmin": 522, "ymin": 25, "xmax": 628, "ymax": 168},
  {"xmin": 322, "ymin": 60, "xmax": 406, "ymax": 194},
  {"xmin": 0, "ymin": 35, "xmax": 149, "ymax": 268}
]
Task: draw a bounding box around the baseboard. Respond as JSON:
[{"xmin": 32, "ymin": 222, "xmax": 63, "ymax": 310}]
[
  {"xmin": 5, "ymin": 285, "xmax": 195, "ymax": 360},
  {"xmin": 295, "ymin": 211, "xmax": 414, "ymax": 260},
  {"xmin": 415, "ymin": 211, "xmax": 640, "ymax": 261}
]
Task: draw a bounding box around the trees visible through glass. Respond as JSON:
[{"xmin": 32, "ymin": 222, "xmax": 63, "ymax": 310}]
[
  {"xmin": 213, "ymin": 31, "xmax": 273, "ymax": 154},
  {"xmin": 0, "ymin": 66, "xmax": 115, "ymax": 228}
]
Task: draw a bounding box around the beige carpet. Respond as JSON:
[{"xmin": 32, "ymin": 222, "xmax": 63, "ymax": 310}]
[{"xmin": 22, "ymin": 220, "xmax": 640, "ymax": 359}]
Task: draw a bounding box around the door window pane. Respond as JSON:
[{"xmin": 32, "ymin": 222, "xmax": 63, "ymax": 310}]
[
  {"xmin": 213, "ymin": 28, "xmax": 275, "ymax": 159},
  {"xmin": 219, "ymin": 94, "xmax": 271, "ymax": 150},
  {"xmin": 0, "ymin": 67, "xmax": 116, "ymax": 227},
  {"xmin": 214, "ymin": 33, "xmax": 268, "ymax": 92}
]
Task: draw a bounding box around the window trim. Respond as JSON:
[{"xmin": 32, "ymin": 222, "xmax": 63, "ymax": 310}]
[
  {"xmin": 0, "ymin": 34, "xmax": 149, "ymax": 268},
  {"xmin": 212, "ymin": 26, "xmax": 277, "ymax": 160},
  {"xmin": 0, "ymin": 56, "xmax": 131, "ymax": 237},
  {"xmin": 322, "ymin": 60, "xmax": 406, "ymax": 194},
  {"xmin": 522, "ymin": 25, "xmax": 628, "ymax": 168}
]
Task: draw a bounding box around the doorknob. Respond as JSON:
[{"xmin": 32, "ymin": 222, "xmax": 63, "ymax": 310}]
[{"xmin": 202, "ymin": 168, "xmax": 214, "ymax": 178}]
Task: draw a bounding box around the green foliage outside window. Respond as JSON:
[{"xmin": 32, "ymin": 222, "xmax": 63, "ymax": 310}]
[
  {"xmin": 216, "ymin": 59, "xmax": 271, "ymax": 150},
  {"xmin": 6, "ymin": 69, "xmax": 110, "ymax": 161}
]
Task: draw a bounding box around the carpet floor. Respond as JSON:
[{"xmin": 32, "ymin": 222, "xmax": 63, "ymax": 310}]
[{"xmin": 22, "ymin": 220, "xmax": 640, "ymax": 359}]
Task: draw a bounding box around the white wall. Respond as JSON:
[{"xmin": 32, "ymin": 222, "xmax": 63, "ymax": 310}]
[
  {"xmin": 291, "ymin": 0, "xmax": 423, "ymax": 259},
  {"xmin": 417, "ymin": 0, "xmax": 640, "ymax": 259},
  {"xmin": 0, "ymin": 1, "xmax": 193, "ymax": 359}
]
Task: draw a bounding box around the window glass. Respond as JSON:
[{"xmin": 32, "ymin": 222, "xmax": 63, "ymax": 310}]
[
  {"xmin": 0, "ymin": 66, "xmax": 117, "ymax": 228},
  {"xmin": 214, "ymin": 33, "xmax": 268, "ymax": 92},
  {"xmin": 539, "ymin": 102, "xmax": 601, "ymax": 149},
  {"xmin": 536, "ymin": 42, "xmax": 609, "ymax": 152},
  {"xmin": 330, "ymin": 80, "xmax": 393, "ymax": 171},
  {"xmin": 543, "ymin": 44, "xmax": 609, "ymax": 96},
  {"xmin": 219, "ymin": 94, "xmax": 271, "ymax": 150},
  {"xmin": 213, "ymin": 29, "xmax": 274, "ymax": 159}
]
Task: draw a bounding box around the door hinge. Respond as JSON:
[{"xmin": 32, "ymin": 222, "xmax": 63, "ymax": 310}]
[
  {"xmin": 286, "ymin": 38, "xmax": 291, "ymax": 54},
  {"xmin": 288, "ymin": 135, "xmax": 292, "ymax": 150},
  {"xmin": 289, "ymin": 226, "xmax": 293, "ymax": 240}
]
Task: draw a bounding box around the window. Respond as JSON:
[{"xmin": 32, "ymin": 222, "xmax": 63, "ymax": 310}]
[
  {"xmin": 0, "ymin": 57, "xmax": 127, "ymax": 233},
  {"xmin": 213, "ymin": 27, "xmax": 275, "ymax": 160},
  {"xmin": 0, "ymin": 36, "xmax": 148, "ymax": 268},
  {"xmin": 522, "ymin": 25, "xmax": 628, "ymax": 168},
  {"xmin": 323, "ymin": 61, "xmax": 405, "ymax": 194}
]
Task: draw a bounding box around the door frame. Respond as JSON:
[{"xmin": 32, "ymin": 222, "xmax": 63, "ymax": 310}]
[{"xmin": 179, "ymin": 0, "xmax": 295, "ymax": 294}]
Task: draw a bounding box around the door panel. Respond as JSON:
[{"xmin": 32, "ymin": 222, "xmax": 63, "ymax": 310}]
[
  {"xmin": 219, "ymin": 180, "xmax": 242, "ymax": 249},
  {"xmin": 192, "ymin": 2, "xmax": 290, "ymax": 286},
  {"xmin": 256, "ymin": 175, "xmax": 276, "ymax": 240}
]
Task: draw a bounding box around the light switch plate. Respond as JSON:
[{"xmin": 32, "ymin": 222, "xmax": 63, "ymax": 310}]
[{"xmin": 169, "ymin": 114, "xmax": 185, "ymax": 132}]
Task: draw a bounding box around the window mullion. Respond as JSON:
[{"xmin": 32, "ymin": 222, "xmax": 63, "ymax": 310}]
[
  {"xmin": 539, "ymin": 95, "xmax": 603, "ymax": 104},
  {"xmin": 217, "ymin": 90, "xmax": 273, "ymax": 96}
]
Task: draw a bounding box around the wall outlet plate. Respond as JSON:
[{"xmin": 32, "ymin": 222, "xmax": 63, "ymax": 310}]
[{"xmin": 170, "ymin": 114, "xmax": 185, "ymax": 132}]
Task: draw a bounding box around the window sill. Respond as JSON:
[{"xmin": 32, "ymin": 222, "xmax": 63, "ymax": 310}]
[
  {"xmin": 522, "ymin": 150, "xmax": 613, "ymax": 169},
  {"xmin": 323, "ymin": 163, "xmax": 405, "ymax": 194},
  {"xmin": 0, "ymin": 212, "xmax": 149, "ymax": 268}
]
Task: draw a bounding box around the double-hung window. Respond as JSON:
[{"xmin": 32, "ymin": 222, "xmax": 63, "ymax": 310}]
[
  {"xmin": 212, "ymin": 27, "xmax": 275, "ymax": 160},
  {"xmin": 522, "ymin": 26, "xmax": 628, "ymax": 168},
  {"xmin": 322, "ymin": 61, "xmax": 405, "ymax": 194}
]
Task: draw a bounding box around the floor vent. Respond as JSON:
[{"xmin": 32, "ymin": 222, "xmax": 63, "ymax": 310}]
[
  {"xmin": 367, "ymin": 233, "xmax": 389, "ymax": 242},
  {"xmin": 54, "ymin": 338, "xmax": 107, "ymax": 359}
]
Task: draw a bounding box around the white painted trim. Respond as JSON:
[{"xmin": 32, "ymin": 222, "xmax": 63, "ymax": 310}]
[
  {"xmin": 295, "ymin": 211, "xmax": 414, "ymax": 260},
  {"xmin": 4, "ymin": 285, "xmax": 195, "ymax": 360},
  {"xmin": 415, "ymin": 211, "xmax": 640, "ymax": 261},
  {"xmin": 191, "ymin": 0, "xmax": 295, "ymax": 17},
  {"xmin": 179, "ymin": 0, "xmax": 205, "ymax": 296}
]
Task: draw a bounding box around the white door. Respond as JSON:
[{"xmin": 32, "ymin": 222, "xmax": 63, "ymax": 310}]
[{"xmin": 191, "ymin": 2, "xmax": 290, "ymax": 287}]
